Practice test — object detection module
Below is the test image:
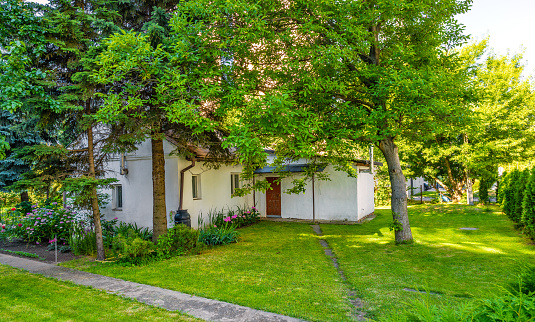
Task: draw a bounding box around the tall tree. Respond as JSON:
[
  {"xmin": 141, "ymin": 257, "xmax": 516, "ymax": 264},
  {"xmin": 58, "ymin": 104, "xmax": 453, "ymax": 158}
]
[
  {"xmin": 172, "ymin": 0, "xmax": 473, "ymax": 243},
  {"xmin": 93, "ymin": 3, "xmax": 233, "ymax": 241},
  {"xmin": 400, "ymin": 42, "xmax": 535, "ymax": 203}
]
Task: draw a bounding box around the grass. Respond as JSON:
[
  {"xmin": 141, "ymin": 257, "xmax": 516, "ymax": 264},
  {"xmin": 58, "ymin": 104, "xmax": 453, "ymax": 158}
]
[
  {"xmin": 321, "ymin": 204, "xmax": 535, "ymax": 320},
  {"xmin": 0, "ymin": 264, "xmax": 202, "ymax": 322},
  {"xmin": 60, "ymin": 204, "xmax": 535, "ymax": 321},
  {"xmin": 0, "ymin": 249, "xmax": 41, "ymax": 259},
  {"xmin": 62, "ymin": 222, "xmax": 353, "ymax": 322}
]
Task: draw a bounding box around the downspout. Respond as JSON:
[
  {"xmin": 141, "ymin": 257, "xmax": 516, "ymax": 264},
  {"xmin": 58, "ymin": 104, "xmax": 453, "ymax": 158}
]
[
  {"xmin": 175, "ymin": 159, "xmax": 195, "ymax": 227},
  {"xmin": 253, "ymin": 175, "xmax": 256, "ymax": 207},
  {"xmin": 179, "ymin": 159, "xmax": 195, "ymax": 210},
  {"xmin": 312, "ymin": 173, "xmax": 316, "ymax": 223}
]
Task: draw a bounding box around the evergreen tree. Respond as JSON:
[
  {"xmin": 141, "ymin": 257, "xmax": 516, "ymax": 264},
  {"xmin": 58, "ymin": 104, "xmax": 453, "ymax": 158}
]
[
  {"xmin": 522, "ymin": 168, "xmax": 535, "ymax": 239},
  {"xmin": 0, "ymin": 111, "xmax": 43, "ymax": 200},
  {"xmin": 478, "ymin": 177, "xmax": 490, "ymax": 205},
  {"xmin": 93, "ymin": 2, "xmax": 233, "ymax": 241},
  {"xmin": 512, "ymin": 169, "xmax": 531, "ymax": 223},
  {"xmin": 503, "ymin": 170, "xmax": 520, "ymax": 220}
]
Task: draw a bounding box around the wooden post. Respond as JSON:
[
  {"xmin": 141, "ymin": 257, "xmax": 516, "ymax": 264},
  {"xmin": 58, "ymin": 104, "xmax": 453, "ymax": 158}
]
[{"xmin": 420, "ymin": 185, "xmax": 423, "ymax": 204}]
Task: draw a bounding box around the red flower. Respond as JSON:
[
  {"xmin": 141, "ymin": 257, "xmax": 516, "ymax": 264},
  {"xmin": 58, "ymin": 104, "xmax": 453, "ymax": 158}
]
[
  {"xmin": 11, "ymin": 208, "xmax": 16, "ymax": 211},
  {"xmin": 17, "ymin": 223, "xmax": 22, "ymax": 227}
]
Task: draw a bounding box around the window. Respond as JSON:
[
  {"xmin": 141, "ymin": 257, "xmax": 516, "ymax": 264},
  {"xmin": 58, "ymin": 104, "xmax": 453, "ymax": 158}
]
[
  {"xmin": 192, "ymin": 175, "xmax": 201, "ymax": 199},
  {"xmin": 113, "ymin": 185, "xmax": 123, "ymax": 210},
  {"xmin": 231, "ymin": 173, "xmax": 240, "ymax": 195}
]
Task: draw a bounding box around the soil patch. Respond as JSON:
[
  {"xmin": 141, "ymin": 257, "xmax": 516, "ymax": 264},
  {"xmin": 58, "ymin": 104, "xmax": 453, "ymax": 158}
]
[{"xmin": 0, "ymin": 238, "xmax": 83, "ymax": 263}]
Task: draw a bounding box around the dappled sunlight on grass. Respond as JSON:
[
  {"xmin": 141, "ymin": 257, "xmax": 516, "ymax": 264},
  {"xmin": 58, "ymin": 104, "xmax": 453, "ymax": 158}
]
[
  {"xmin": 63, "ymin": 221, "xmax": 353, "ymax": 322},
  {"xmin": 320, "ymin": 204, "xmax": 535, "ymax": 319}
]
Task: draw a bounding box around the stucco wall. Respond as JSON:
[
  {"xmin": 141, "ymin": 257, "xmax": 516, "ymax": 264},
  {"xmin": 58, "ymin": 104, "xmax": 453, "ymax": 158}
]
[
  {"xmin": 100, "ymin": 141, "xmax": 377, "ymax": 228},
  {"xmin": 357, "ymin": 171, "xmax": 375, "ymax": 218},
  {"xmin": 255, "ymin": 165, "xmax": 375, "ymax": 221},
  {"xmin": 100, "ymin": 140, "xmax": 180, "ymax": 229},
  {"xmin": 406, "ymin": 176, "xmax": 426, "ymax": 197},
  {"xmin": 179, "ymin": 161, "xmax": 253, "ymax": 229}
]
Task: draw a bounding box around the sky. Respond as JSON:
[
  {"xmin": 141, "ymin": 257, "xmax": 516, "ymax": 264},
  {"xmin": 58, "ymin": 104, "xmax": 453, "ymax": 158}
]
[
  {"xmin": 456, "ymin": 0, "xmax": 535, "ymax": 76},
  {"xmin": 28, "ymin": 0, "xmax": 535, "ymax": 75}
]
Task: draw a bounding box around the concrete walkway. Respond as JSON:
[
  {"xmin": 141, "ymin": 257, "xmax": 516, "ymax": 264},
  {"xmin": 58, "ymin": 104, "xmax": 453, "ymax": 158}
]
[{"xmin": 0, "ymin": 254, "xmax": 303, "ymax": 322}]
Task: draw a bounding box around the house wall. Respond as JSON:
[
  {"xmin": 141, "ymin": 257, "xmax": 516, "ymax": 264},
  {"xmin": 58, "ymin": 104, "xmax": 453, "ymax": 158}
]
[
  {"xmin": 406, "ymin": 177, "xmax": 426, "ymax": 197},
  {"xmin": 100, "ymin": 140, "xmax": 180, "ymax": 229},
  {"xmin": 255, "ymin": 165, "xmax": 375, "ymax": 221},
  {"xmin": 179, "ymin": 161, "xmax": 253, "ymax": 229},
  {"xmin": 357, "ymin": 170, "xmax": 375, "ymax": 218}
]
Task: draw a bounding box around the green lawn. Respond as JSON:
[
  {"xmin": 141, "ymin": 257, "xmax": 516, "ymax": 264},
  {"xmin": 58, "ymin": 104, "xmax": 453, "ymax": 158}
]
[
  {"xmin": 321, "ymin": 204, "xmax": 535, "ymax": 320},
  {"xmin": 0, "ymin": 265, "xmax": 201, "ymax": 322},
  {"xmin": 61, "ymin": 204, "xmax": 535, "ymax": 321},
  {"xmin": 62, "ymin": 222, "xmax": 353, "ymax": 322}
]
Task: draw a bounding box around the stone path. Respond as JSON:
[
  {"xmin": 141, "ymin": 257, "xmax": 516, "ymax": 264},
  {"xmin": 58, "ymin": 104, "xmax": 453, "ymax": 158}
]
[
  {"xmin": 0, "ymin": 254, "xmax": 304, "ymax": 322},
  {"xmin": 310, "ymin": 225, "xmax": 366, "ymax": 321}
]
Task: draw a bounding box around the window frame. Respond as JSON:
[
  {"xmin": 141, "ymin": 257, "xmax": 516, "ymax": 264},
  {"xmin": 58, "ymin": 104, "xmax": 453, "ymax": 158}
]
[
  {"xmin": 192, "ymin": 174, "xmax": 201, "ymax": 200},
  {"xmin": 112, "ymin": 184, "xmax": 123, "ymax": 210},
  {"xmin": 231, "ymin": 173, "xmax": 240, "ymax": 195}
]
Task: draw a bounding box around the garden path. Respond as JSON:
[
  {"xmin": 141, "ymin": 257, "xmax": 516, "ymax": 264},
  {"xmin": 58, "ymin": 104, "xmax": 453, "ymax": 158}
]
[
  {"xmin": 0, "ymin": 253, "xmax": 304, "ymax": 322},
  {"xmin": 311, "ymin": 224, "xmax": 366, "ymax": 321}
]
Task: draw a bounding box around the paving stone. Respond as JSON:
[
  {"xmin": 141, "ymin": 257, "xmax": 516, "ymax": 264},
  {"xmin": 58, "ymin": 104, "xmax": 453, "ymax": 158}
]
[{"xmin": 0, "ymin": 254, "xmax": 304, "ymax": 322}]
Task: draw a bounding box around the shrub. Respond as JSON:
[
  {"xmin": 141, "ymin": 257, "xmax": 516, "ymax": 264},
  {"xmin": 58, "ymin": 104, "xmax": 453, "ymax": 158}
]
[
  {"xmin": 502, "ymin": 170, "xmax": 519, "ymax": 220},
  {"xmin": 112, "ymin": 229, "xmax": 155, "ymax": 264},
  {"xmin": 115, "ymin": 222, "xmax": 152, "ymax": 241},
  {"xmin": 522, "ymin": 170, "xmax": 535, "ymax": 239},
  {"xmin": 206, "ymin": 206, "xmax": 260, "ymax": 229},
  {"xmin": 69, "ymin": 222, "xmax": 97, "ymax": 256},
  {"xmin": 8, "ymin": 204, "xmax": 76, "ymax": 244},
  {"xmin": 472, "ymin": 292, "xmax": 535, "ymax": 321},
  {"xmin": 198, "ymin": 225, "xmax": 239, "ymax": 246},
  {"xmin": 156, "ymin": 224, "xmax": 202, "ymax": 259},
  {"xmin": 478, "ymin": 178, "xmax": 490, "ymax": 205},
  {"xmin": 507, "ymin": 265, "xmax": 535, "ymax": 296},
  {"xmin": 511, "ymin": 169, "xmax": 531, "ymax": 223}
]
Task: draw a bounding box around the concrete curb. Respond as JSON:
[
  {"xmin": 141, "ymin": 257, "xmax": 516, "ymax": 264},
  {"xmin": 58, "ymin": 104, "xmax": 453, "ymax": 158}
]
[{"xmin": 0, "ymin": 254, "xmax": 304, "ymax": 322}]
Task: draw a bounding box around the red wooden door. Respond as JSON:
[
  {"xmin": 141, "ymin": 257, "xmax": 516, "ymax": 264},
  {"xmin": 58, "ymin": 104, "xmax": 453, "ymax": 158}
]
[{"xmin": 266, "ymin": 177, "xmax": 281, "ymax": 217}]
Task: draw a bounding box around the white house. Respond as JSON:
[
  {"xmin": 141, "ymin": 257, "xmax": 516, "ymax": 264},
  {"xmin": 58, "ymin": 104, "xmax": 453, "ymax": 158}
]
[{"xmin": 100, "ymin": 138, "xmax": 381, "ymax": 229}]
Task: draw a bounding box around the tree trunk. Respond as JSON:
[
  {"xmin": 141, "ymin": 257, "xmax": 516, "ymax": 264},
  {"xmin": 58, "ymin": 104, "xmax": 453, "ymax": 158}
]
[
  {"xmin": 378, "ymin": 137, "xmax": 413, "ymax": 243},
  {"xmin": 20, "ymin": 191, "xmax": 29, "ymax": 202},
  {"xmin": 87, "ymin": 123, "xmax": 106, "ymax": 261},
  {"xmin": 443, "ymin": 157, "xmax": 463, "ymax": 202},
  {"xmin": 466, "ymin": 170, "xmax": 474, "ymax": 205},
  {"xmin": 151, "ymin": 136, "xmax": 167, "ymax": 243}
]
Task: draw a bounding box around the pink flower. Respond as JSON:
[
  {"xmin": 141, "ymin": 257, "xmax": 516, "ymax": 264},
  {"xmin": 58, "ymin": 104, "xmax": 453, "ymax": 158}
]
[
  {"xmin": 242, "ymin": 215, "xmax": 246, "ymax": 218},
  {"xmin": 26, "ymin": 227, "xmax": 30, "ymax": 230},
  {"xmin": 114, "ymin": 217, "xmax": 118, "ymax": 220},
  {"xmin": 232, "ymin": 215, "xmax": 238, "ymax": 219},
  {"xmin": 223, "ymin": 217, "xmax": 231, "ymax": 222},
  {"xmin": 36, "ymin": 242, "xmax": 39, "ymax": 245},
  {"xmin": 246, "ymin": 211, "xmax": 251, "ymax": 214},
  {"xmin": 60, "ymin": 221, "xmax": 64, "ymax": 224},
  {"xmin": 251, "ymin": 207, "xmax": 256, "ymax": 210},
  {"xmin": 49, "ymin": 238, "xmax": 56, "ymax": 243},
  {"xmin": 213, "ymin": 225, "xmax": 217, "ymax": 228}
]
